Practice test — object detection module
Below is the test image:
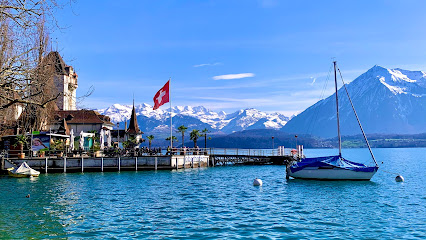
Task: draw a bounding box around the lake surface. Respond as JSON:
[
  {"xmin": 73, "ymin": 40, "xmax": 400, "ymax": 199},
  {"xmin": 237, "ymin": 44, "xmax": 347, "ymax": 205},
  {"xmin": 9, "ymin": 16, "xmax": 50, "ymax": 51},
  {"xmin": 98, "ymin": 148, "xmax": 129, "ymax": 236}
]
[{"xmin": 0, "ymin": 148, "xmax": 425, "ymax": 239}]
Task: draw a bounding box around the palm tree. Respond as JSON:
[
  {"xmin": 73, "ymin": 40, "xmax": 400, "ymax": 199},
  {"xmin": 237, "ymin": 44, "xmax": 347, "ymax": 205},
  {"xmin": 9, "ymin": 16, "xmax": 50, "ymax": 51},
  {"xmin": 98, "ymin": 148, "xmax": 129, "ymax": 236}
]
[
  {"xmin": 165, "ymin": 136, "xmax": 178, "ymax": 145},
  {"xmin": 177, "ymin": 125, "xmax": 188, "ymax": 147},
  {"xmin": 14, "ymin": 134, "xmax": 27, "ymax": 157},
  {"xmin": 147, "ymin": 135, "xmax": 154, "ymax": 150},
  {"xmin": 190, "ymin": 129, "xmax": 200, "ymax": 148},
  {"xmin": 201, "ymin": 128, "xmax": 211, "ymax": 148}
]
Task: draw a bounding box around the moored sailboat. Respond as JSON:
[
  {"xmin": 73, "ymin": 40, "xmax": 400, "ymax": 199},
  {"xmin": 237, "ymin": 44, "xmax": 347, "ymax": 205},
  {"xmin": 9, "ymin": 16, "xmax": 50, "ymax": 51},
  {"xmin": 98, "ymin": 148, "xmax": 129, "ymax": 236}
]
[{"xmin": 286, "ymin": 61, "xmax": 379, "ymax": 180}]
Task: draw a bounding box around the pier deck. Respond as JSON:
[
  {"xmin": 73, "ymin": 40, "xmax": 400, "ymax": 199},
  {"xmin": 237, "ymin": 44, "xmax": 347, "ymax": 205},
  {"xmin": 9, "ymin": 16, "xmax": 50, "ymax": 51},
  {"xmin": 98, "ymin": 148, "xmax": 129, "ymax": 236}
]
[{"xmin": 1, "ymin": 147, "xmax": 301, "ymax": 173}]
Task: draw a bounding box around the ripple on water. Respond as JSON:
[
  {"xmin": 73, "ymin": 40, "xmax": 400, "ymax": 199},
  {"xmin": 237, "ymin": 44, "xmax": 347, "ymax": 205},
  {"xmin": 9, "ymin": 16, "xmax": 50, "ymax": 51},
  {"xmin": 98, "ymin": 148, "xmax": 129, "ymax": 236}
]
[{"xmin": 0, "ymin": 148, "xmax": 425, "ymax": 239}]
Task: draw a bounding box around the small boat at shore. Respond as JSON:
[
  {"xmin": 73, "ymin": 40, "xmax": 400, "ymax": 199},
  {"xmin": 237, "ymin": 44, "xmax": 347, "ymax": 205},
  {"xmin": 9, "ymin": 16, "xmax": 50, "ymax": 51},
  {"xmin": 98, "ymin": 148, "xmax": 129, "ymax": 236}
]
[
  {"xmin": 8, "ymin": 162, "xmax": 40, "ymax": 177},
  {"xmin": 286, "ymin": 61, "xmax": 379, "ymax": 181}
]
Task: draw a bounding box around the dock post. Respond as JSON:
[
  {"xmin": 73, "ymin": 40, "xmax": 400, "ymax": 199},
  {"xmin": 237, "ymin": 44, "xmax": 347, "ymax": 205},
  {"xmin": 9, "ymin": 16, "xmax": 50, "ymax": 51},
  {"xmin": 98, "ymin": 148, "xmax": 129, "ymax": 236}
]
[
  {"xmin": 81, "ymin": 157, "xmax": 84, "ymax": 172},
  {"xmin": 192, "ymin": 157, "xmax": 194, "ymax": 168},
  {"xmin": 155, "ymin": 157, "xmax": 157, "ymax": 170},
  {"xmin": 135, "ymin": 157, "xmax": 138, "ymax": 171},
  {"xmin": 64, "ymin": 157, "xmax": 67, "ymax": 173},
  {"xmin": 45, "ymin": 157, "xmax": 48, "ymax": 173},
  {"xmin": 183, "ymin": 157, "xmax": 186, "ymax": 169},
  {"xmin": 176, "ymin": 157, "xmax": 178, "ymax": 170},
  {"xmin": 101, "ymin": 157, "xmax": 104, "ymax": 172},
  {"xmin": 207, "ymin": 155, "xmax": 209, "ymax": 167},
  {"xmin": 118, "ymin": 157, "xmax": 121, "ymax": 171}
]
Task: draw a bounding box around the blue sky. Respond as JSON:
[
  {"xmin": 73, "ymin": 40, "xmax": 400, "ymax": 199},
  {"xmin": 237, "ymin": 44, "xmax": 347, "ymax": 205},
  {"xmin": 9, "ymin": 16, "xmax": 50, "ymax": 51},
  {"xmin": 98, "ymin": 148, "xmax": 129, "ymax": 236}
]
[{"xmin": 53, "ymin": 0, "xmax": 426, "ymax": 116}]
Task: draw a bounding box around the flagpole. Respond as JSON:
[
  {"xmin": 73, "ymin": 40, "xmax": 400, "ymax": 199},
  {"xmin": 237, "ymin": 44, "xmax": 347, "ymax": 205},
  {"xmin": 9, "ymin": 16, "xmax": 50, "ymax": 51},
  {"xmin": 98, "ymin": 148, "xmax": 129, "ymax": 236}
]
[{"xmin": 169, "ymin": 78, "xmax": 172, "ymax": 150}]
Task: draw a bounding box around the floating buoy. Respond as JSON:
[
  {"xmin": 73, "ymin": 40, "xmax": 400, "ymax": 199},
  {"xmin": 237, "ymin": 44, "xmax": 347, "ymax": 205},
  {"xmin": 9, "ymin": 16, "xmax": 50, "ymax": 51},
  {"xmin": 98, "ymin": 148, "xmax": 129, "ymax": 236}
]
[
  {"xmin": 395, "ymin": 175, "xmax": 404, "ymax": 182},
  {"xmin": 253, "ymin": 178, "xmax": 263, "ymax": 186}
]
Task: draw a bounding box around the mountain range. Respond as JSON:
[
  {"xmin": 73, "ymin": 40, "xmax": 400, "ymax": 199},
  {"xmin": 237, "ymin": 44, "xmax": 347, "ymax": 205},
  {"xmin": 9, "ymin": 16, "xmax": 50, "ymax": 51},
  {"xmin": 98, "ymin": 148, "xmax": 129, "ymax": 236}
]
[
  {"xmin": 96, "ymin": 104, "xmax": 291, "ymax": 135},
  {"xmin": 96, "ymin": 65, "xmax": 426, "ymax": 140},
  {"xmin": 282, "ymin": 65, "xmax": 426, "ymax": 138}
]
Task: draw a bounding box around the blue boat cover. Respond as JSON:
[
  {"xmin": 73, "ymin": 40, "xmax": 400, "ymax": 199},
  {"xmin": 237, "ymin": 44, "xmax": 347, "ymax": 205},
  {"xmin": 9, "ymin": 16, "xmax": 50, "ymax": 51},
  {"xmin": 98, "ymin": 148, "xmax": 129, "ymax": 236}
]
[{"xmin": 290, "ymin": 155, "xmax": 378, "ymax": 173}]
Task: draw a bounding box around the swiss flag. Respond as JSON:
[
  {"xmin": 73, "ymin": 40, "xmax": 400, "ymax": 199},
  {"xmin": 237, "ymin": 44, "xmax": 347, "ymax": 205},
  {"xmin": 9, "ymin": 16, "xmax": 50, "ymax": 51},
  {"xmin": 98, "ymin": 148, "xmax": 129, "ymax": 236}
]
[{"xmin": 153, "ymin": 80, "xmax": 170, "ymax": 110}]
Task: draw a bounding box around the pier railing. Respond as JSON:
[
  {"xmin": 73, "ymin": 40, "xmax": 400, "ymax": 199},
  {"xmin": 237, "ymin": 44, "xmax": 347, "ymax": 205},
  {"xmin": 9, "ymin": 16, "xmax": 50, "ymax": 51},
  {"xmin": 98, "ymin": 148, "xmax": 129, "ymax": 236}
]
[
  {"xmin": 208, "ymin": 148, "xmax": 292, "ymax": 156},
  {"xmin": 2, "ymin": 147, "xmax": 295, "ymax": 160}
]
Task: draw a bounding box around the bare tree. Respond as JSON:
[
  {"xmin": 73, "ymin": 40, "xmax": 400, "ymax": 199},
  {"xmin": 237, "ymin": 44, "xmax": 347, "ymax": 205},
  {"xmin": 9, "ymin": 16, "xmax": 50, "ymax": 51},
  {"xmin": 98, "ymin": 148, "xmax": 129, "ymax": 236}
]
[{"xmin": 0, "ymin": 0, "xmax": 63, "ymax": 134}]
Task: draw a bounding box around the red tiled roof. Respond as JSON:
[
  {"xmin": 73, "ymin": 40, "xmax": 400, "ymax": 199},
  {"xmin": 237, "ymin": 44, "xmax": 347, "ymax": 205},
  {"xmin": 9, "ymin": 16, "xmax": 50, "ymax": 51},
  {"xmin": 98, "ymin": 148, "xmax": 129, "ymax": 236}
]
[{"xmin": 55, "ymin": 110, "xmax": 114, "ymax": 125}]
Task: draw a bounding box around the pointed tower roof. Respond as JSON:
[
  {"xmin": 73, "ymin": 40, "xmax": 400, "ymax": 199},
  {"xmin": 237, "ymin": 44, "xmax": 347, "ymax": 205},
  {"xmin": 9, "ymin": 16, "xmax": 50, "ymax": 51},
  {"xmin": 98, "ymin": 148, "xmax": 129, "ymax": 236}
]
[
  {"xmin": 44, "ymin": 51, "xmax": 68, "ymax": 75},
  {"xmin": 126, "ymin": 101, "xmax": 142, "ymax": 134}
]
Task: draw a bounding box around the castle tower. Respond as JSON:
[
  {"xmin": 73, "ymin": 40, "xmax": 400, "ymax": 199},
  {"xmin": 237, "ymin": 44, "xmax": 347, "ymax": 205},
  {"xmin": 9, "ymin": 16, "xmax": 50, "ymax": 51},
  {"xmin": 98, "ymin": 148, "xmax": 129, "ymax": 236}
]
[{"xmin": 46, "ymin": 51, "xmax": 78, "ymax": 110}]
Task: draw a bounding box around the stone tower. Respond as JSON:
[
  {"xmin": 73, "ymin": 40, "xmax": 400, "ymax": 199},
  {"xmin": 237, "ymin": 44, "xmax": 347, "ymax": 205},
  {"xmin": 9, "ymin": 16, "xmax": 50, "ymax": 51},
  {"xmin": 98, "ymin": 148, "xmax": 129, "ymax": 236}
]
[{"xmin": 46, "ymin": 51, "xmax": 78, "ymax": 110}]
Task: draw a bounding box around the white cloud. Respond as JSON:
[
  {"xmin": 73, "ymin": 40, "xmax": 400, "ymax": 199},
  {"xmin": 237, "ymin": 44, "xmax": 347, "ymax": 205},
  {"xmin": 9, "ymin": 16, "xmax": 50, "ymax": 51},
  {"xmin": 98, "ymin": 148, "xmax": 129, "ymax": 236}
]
[
  {"xmin": 193, "ymin": 62, "xmax": 222, "ymax": 68},
  {"xmin": 213, "ymin": 73, "xmax": 255, "ymax": 80}
]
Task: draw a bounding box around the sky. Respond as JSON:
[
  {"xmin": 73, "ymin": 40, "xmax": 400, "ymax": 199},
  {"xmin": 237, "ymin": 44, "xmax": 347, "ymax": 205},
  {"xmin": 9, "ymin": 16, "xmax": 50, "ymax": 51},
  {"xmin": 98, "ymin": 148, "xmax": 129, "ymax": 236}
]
[{"xmin": 52, "ymin": 0, "xmax": 426, "ymax": 116}]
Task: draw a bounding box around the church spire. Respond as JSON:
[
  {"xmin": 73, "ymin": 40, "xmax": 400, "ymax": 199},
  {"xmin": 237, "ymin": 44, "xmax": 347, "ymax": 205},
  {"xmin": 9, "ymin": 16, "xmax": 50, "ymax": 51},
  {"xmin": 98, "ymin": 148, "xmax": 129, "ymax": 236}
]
[{"xmin": 126, "ymin": 100, "xmax": 141, "ymax": 134}]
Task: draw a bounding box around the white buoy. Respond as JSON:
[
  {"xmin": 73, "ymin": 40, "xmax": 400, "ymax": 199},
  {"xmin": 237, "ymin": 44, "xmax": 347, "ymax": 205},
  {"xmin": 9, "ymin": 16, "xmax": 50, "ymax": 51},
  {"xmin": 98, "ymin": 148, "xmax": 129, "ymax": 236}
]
[
  {"xmin": 395, "ymin": 175, "xmax": 404, "ymax": 182},
  {"xmin": 253, "ymin": 178, "xmax": 263, "ymax": 186}
]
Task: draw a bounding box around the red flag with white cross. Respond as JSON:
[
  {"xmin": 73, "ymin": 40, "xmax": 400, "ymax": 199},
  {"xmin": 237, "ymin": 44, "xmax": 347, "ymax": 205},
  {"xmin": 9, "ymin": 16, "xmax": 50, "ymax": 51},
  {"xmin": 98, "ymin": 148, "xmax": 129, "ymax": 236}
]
[{"xmin": 153, "ymin": 80, "xmax": 170, "ymax": 110}]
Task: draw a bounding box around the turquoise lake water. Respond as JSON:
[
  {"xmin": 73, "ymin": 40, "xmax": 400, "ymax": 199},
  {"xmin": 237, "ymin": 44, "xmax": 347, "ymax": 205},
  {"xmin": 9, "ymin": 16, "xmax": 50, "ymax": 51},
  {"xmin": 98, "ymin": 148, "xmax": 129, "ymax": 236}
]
[{"xmin": 0, "ymin": 148, "xmax": 425, "ymax": 239}]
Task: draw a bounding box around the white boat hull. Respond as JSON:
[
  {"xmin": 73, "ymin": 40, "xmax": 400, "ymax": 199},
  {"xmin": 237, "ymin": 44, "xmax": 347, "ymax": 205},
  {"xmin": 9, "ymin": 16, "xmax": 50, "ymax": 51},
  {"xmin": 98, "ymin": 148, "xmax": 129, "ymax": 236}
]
[{"xmin": 287, "ymin": 167, "xmax": 377, "ymax": 181}]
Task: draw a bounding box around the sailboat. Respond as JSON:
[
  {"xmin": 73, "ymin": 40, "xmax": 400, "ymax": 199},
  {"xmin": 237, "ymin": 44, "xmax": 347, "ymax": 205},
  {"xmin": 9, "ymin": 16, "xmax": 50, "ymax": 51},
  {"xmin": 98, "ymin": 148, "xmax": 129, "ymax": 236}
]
[{"xmin": 286, "ymin": 61, "xmax": 379, "ymax": 180}]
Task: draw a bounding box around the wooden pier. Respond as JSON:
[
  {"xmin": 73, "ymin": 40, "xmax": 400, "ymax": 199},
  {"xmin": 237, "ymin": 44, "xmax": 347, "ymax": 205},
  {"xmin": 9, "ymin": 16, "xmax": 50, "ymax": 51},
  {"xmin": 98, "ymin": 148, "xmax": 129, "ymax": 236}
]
[
  {"xmin": 208, "ymin": 148, "xmax": 297, "ymax": 166},
  {"xmin": 1, "ymin": 147, "xmax": 302, "ymax": 173}
]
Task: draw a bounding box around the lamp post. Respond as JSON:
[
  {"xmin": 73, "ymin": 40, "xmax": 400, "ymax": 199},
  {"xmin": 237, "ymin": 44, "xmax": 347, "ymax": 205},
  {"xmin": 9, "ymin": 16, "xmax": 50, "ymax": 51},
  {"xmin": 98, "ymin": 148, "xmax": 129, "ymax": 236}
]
[{"xmin": 295, "ymin": 135, "xmax": 298, "ymax": 149}]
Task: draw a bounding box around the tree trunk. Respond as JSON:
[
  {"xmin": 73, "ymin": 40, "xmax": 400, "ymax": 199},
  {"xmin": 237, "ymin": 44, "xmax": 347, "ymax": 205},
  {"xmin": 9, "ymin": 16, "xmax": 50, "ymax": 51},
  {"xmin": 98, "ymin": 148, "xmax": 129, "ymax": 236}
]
[{"xmin": 182, "ymin": 133, "xmax": 185, "ymax": 147}]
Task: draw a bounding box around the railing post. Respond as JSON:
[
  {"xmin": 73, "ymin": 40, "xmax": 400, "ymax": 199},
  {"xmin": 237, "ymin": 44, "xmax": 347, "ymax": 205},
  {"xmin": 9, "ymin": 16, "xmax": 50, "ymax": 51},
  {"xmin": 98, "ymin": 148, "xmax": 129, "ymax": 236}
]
[
  {"xmin": 101, "ymin": 157, "xmax": 104, "ymax": 172},
  {"xmin": 135, "ymin": 157, "xmax": 138, "ymax": 171},
  {"xmin": 176, "ymin": 157, "xmax": 178, "ymax": 170},
  {"xmin": 45, "ymin": 157, "xmax": 48, "ymax": 173},
  {"xmin": 183, "ymin": 156, "xmax": 186, "ymax": 169},
  {"xmin": 155, "ymin": 156, "xmax": 158, "ymax": 170},
  {"xmin": 118, "ymin": 157, "xmax": 121, "ymax": 172},
  {"xmin": 81, "ymin": 157, "xmax": 84, "ymax": 172},
  {"xmin": 64, "ymin": 157, "xmax": 67, "ymax": 173}
]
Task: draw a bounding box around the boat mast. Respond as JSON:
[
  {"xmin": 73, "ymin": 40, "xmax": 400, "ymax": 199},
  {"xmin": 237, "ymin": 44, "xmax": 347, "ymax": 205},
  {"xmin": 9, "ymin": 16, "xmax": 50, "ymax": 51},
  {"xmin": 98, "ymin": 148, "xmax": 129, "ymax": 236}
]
[
  {"xmin": 334, "ymin": 61, "xmax": 342, "ymax": 157},
  {"xmin": 336, "ymin": 66, "xmax": 379, "ymax": 167}
]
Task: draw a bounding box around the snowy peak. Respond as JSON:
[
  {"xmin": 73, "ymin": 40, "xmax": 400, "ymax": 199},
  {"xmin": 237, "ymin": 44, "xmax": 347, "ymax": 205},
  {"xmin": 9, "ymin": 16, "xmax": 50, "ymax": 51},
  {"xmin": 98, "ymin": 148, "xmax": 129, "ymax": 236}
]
[
  {"xmin": 283, "ymin": 65, "xmax": 426, "ymax": 138},
  {"xmin": 354, "ymin": 65, "xmax": 426, "ymax": 96},
  {"xmin": 96, "ymin": 104, "xmax": 291, "ymax": 133}
]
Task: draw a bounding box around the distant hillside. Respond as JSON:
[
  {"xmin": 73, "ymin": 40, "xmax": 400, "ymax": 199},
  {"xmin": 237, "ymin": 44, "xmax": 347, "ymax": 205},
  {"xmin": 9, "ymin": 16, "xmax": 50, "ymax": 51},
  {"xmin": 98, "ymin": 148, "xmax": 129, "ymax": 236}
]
[
  {"xmin": 138, "ymin": 128, "xmax": 426, "ymax": 149},
  {"xmin": 282, "ymin": 65, "xmax": 426, "ymax": 138},
  {"xmin": 203, "ymin": 129, "xmax": 330, "ymax": 149}
]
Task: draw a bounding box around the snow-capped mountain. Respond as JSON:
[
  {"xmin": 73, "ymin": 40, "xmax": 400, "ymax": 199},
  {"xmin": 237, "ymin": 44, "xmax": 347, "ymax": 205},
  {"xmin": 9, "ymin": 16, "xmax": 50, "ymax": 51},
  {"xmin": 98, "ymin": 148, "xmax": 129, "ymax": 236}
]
[
  {"xmin": 96, "ymin": 104, "xmax": 290, "ymax": 134},
  {"xmin": 282, "ymin": 65, "xmax": 426, "ymax": 138}
]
